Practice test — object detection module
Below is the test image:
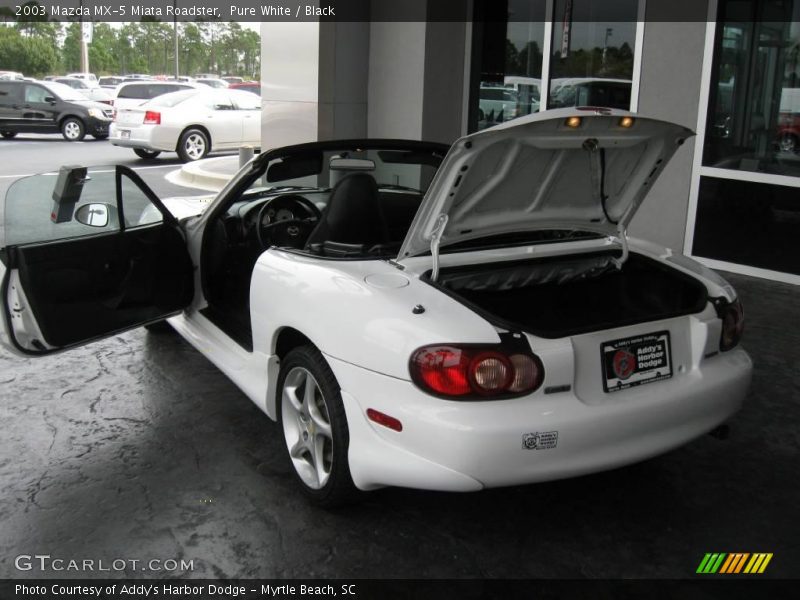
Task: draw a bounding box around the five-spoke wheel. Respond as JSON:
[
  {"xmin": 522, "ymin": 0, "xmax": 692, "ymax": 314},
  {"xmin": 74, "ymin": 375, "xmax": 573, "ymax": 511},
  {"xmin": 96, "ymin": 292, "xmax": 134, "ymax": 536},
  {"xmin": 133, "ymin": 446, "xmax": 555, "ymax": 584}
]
[
  {"xmin": 177, "ymin": 128, "xmax": 209, "ymax": 162},
  {"xmin": 277, "ymin": 346, "xmax": 357, "ymax": 506}
]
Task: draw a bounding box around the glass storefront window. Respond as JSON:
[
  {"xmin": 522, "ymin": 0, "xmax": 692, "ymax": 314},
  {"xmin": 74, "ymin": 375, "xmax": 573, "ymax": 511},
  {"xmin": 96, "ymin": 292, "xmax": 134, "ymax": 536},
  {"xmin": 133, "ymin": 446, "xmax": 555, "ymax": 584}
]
[
  {"xmin": 692, "ymin": 176, "xmax": 800, "ymax": 276},
  {"xmin": 548, "ymin": 0, "xmax": 638, "ymax": 110},
  {"xmin": 471, "ymin": 0, "xmax": 547, "ymax": 131},
  {"xmin": 703, "ymin": 0, "xmax": 800, "ymax": 176}
]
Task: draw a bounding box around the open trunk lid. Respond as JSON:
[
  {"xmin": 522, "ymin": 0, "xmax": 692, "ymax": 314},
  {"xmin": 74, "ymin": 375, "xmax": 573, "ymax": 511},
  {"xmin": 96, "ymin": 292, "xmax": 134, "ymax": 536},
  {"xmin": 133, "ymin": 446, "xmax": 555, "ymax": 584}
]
[{"xmin": 397, "ymin": 109, "xmax": 694, "ymax": 262}]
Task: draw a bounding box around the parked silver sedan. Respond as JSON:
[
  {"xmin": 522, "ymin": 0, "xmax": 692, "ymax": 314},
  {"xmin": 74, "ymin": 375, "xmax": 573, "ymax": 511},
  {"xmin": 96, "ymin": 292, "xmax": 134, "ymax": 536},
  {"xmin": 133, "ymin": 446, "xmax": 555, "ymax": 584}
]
[{"xmin": 109, "ymin": 88, "xmax": 261, "ymax": 162}]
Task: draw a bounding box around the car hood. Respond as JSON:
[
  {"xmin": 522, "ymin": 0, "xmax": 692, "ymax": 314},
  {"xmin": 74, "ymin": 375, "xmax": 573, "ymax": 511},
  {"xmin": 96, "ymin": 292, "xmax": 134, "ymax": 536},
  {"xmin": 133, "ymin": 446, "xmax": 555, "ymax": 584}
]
[
  {"xmin": 397, "ymin": 108, "xmax": 694, "ymax": 259},
  {"xmin": 72, "ymin": 99, "xmax": 113, "ymax": 111}
]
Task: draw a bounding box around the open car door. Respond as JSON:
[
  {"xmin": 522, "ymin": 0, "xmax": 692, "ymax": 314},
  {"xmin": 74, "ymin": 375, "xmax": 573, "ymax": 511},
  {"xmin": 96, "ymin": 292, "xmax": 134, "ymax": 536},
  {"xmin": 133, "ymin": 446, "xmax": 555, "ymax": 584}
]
[{"xmin": 0, "ymin": 165, "xmax": 194, "ymax": 355}]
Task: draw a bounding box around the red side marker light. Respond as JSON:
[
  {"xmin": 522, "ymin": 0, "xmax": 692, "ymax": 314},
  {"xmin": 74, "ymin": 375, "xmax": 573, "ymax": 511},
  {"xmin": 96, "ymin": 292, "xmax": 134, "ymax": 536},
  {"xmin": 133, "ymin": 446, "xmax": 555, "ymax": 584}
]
[{"xmin": 367, "ymin": 408, "xmax": 403, "ymax": 432}]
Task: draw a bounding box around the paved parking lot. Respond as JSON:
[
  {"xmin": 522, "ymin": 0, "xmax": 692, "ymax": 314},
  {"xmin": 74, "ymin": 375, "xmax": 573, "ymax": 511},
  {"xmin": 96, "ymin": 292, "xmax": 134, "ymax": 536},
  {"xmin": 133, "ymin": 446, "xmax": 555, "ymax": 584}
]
[{"xmin": 0, "ymin": 271, "xmax": 797, "ymax": 579}]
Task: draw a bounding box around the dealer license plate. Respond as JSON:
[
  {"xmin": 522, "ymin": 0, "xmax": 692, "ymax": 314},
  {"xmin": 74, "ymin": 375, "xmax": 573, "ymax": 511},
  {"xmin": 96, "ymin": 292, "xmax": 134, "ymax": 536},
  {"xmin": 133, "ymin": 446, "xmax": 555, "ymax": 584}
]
[
  {"xmin": 601, "ymin": 331, "xmax": 672, "ymax": 393},
  {"xmin": 119, "ymin": 130, "xmax": 130, "ymax": 139}
]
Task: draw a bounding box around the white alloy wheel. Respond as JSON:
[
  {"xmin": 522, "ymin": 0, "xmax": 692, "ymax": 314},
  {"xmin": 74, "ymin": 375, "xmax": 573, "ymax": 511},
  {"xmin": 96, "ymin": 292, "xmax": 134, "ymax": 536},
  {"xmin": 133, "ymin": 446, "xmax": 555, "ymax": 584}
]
[
  {"xmin": 61, "ymin": 118, "xmax": 85, "ymax": 141},
  {"xmin": 179, "ymin": 129, "xmax": 209, "ymax": 161},
  {"xmin": 281, "ymin": 366, "xmax": 333, "ymax": 490}
]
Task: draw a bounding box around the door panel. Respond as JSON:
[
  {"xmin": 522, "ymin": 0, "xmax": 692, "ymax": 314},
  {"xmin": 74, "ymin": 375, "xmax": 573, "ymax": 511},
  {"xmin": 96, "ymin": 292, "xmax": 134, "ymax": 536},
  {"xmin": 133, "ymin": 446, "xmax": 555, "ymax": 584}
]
[
  {"xmin": 13, "ymin": 225, "xmax": 192, "ymax": 348},
  {"xmin": 1, "ymin": 165, "xmax": 194, "ymax": 354}
]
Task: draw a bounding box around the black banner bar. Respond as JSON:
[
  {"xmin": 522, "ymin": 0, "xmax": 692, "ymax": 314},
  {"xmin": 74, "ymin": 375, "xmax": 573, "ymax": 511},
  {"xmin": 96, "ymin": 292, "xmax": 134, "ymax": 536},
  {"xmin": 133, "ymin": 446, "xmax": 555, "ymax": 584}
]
[
  {"xmin": 1, "ymin": 579, "xmax": 796, "ymax": 600},
  {"xmin": 1, "ymin": 0, "xmax": 798, "ymax": 22}
]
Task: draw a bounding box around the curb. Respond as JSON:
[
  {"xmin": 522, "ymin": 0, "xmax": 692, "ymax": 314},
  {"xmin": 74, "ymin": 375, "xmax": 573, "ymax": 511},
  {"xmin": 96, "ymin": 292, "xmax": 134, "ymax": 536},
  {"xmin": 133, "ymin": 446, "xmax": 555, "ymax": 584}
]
[{"xmin": 165, "ymin": 156, "xmax": 239, "ymax": 192}]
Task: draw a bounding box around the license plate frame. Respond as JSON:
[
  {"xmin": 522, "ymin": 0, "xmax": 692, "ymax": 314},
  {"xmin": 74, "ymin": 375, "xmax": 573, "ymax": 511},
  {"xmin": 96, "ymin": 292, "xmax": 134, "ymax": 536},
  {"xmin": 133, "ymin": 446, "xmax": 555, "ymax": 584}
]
[
  {"xmin": 601, "ymin": 330, "xmax": 673, "ymax": 393},
  {"xmin": 119, "ymin": 130, "xmax": 130, "ymax": 140}
]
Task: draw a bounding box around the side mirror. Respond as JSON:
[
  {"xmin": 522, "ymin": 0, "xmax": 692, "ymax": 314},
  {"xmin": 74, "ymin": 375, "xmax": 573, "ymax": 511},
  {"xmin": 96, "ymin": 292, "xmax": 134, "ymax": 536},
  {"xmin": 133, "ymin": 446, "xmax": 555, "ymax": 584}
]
[
  {"xmin": 75, "ymin": 203, "xmax": 112, "ymax": 228},
  {"xmin": 44, "ymin": 96, "xmax": 56, "ymax": 104}
]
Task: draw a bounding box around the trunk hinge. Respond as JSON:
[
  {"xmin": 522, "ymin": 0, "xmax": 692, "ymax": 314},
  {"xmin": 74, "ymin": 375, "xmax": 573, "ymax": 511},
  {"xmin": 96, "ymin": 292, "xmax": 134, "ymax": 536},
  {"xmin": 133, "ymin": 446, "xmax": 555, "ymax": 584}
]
[
  {"xmin": 429, "ymin": 213, "xmax": 449, "ymax": 282},
  {"xmin": 612, "ymin": 223, "xmax": 629, "ymax": 269}
]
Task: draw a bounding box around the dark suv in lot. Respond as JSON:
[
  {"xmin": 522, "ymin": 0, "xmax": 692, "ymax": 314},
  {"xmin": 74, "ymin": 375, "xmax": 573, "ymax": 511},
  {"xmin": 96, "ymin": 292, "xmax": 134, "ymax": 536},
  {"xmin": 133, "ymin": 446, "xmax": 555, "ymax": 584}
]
[{"xmin": 0, "ymin": 80, "xmax": 113, "ymax": 141}]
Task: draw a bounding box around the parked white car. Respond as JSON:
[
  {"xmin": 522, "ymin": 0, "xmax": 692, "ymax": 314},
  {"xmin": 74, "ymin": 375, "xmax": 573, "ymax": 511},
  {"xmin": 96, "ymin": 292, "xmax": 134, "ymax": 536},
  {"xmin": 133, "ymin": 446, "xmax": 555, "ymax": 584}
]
[
  {"xmin": 109, "ymin": 88, "xmax": 261, "ymax": 161},
  {"xmin": 66, "ymin": 72, "xmax": 98, "ymax": 84},
  {"xmin": 53, "ymin": 77, "xmax": 113, "ymax": 104},
  {"xmin": 111, "ymin": 80, "xmax": 200, "ymax": 112},
  {"xmin": 0, "ymin": 110, "xmax": 752, "ymax": 507},
  {"xmin": 195, "ymin": 78, "xmax": 229, "ymax": 89}
]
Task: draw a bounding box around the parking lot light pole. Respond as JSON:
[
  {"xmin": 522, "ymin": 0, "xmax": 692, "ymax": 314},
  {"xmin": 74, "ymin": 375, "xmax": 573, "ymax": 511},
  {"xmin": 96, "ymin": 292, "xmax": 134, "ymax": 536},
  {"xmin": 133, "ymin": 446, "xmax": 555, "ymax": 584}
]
[{"xmin": 174, "ymin": 1, "xmax": 179, "ymax": 78}]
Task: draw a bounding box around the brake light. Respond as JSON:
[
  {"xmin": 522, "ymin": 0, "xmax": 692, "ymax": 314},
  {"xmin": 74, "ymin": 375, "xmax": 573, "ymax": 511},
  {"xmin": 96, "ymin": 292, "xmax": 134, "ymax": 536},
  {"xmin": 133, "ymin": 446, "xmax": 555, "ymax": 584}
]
[
  {"xmin": 410, "ymin": 344, "xmax": 544, "ymax": 398},
  {"xmin": 718, "ymin": 298, "xmax": 744, "ymax": 351},
  {"xmin": 143, "ymin": 111, "xmax": 161, "ymax": 125}
]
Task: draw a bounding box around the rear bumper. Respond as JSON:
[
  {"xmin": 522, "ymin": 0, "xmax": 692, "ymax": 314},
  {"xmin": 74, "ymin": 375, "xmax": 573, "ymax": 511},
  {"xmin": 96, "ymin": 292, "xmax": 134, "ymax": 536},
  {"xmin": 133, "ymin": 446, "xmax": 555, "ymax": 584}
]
[
  {"xmin": 327, "ymin": 349, "xmax": 752, "ymax": 492},
  {"xmin": 109, "ymin": 123, "xmax": 178, "ymax": 152}
]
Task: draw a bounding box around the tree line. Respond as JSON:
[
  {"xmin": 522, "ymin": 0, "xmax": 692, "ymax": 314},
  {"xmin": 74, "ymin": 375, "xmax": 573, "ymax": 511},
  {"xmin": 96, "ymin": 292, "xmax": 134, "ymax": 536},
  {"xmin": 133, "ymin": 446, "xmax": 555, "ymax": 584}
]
[{"xmin": 0, "ymin": 11, "xmax": 260, "ymax": 78}]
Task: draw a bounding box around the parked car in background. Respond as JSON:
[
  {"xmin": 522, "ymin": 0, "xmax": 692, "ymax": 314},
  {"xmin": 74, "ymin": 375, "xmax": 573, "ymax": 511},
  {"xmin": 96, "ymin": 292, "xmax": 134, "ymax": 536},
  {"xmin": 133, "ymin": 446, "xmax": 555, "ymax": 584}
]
[
  {"xmin": 111, "ymin": 81, "xmax": 200, "ymax": 111},
  {"xmin": 98, "ymin": 76, "xmax": 126, "ymax": 89},
  {"xmin": 66, "ymin": 73, "xmax": 98, "ymax": 84},
  {"xmin": 0, "ymin": 111, "xmax": 753, "ymax": 507},
  {"xmin": 229, "ymin": 81, "xmax": 260, "ymax": 95},
  {"xmin": 0, "ymin": 80, "xmax": 113, "ymax": 140},
  {"xmin": 110, "ymin": 88, "xmax": 261, "ymax": 161},
  {"xmin": 549, "ymin": 78, "xmax": 632, "ymax": 110},
  {"xmin": 222, "ymin": 76, "xmax": 244, "ymax": 85},
  {"xmin": 478, "ymin": 86, "xmax": 519, "ymax": 125},
  {"xmin": 0, "ymin": 71, "xmax": 24, "ymax": 81},
  {"xmin": 53, "ymin": 77, "xmax": 113, "ymax": 104},
  {"xmin": 195, "ymin": 78, "xmax": 229, "ymax": 89}
]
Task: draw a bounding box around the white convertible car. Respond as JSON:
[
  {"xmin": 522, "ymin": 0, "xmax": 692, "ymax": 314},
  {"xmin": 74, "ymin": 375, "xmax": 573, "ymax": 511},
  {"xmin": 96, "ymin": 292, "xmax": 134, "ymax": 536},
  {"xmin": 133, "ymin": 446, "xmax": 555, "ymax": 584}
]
[{"xmin": 0, "ymin": 109, "xmax": 752, "ymax": 506}]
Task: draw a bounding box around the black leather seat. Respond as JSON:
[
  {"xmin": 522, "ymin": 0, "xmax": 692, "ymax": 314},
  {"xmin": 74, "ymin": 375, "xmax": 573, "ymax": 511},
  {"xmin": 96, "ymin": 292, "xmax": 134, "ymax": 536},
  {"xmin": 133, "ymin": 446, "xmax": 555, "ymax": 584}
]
[{"xmin": 305, "ymin": 172, "xmax": 389, "ymax": 249}]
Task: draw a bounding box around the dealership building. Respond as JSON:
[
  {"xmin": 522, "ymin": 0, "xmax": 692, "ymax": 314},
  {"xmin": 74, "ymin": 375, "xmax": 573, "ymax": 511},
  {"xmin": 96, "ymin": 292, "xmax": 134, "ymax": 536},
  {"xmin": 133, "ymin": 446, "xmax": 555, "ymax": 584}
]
[{"xmin": 260, "ymin": 0, "xmax": 800, "ymax": 284}]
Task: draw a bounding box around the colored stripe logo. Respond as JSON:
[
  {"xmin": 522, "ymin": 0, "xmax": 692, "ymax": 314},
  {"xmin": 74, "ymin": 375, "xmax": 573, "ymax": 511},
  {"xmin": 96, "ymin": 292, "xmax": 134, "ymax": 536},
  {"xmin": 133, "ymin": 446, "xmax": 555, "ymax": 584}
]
[{"xmin": 696, "ymin": 553, "xmax": 773, "ymax": 574}]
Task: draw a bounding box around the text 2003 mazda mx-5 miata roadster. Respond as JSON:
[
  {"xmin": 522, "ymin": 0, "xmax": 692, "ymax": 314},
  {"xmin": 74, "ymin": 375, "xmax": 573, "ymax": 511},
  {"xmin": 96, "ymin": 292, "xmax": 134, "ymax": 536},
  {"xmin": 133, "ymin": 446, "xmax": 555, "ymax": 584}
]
[{"xmin": 0, "ymin": 109, "xmax": 752, "ymax": 505}]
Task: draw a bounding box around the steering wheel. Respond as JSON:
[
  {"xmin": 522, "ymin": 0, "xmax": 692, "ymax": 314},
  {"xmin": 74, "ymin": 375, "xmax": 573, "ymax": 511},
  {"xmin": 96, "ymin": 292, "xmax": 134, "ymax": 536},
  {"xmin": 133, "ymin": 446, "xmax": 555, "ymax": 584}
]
[{"xmin": 256, "ymin": 194, "xmax": 322, "ymax": 250}]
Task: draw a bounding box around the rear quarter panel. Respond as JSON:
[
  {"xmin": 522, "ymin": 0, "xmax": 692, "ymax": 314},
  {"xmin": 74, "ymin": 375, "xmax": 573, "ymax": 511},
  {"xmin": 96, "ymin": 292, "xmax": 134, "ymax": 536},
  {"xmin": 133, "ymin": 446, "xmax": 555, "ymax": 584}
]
[{"xmin": 249, "ymin": 250, "xmax": 502, "ymax": 380}]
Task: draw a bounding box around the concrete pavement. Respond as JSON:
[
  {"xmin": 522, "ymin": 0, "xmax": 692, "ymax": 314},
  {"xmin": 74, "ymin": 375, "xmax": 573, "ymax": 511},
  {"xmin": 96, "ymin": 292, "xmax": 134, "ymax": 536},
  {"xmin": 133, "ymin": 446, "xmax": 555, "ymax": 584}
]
[{"xmin": 0, "ymin": 272, "xmax": 797, "ymax": 579}]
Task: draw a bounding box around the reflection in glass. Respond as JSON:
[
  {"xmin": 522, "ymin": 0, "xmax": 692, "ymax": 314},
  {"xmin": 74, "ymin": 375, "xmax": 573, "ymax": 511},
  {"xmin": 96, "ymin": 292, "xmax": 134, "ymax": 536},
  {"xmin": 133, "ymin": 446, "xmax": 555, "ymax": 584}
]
[
  {"xmin": 472, "ymin": 0, "xmax": 546, "ymax": 131},
  {"xmin": 548, "ymin": 0, "xmax": 637, "ymax": 109},
  {"xmin": 703, "ymin": 0, "xmax": 800, "ymax": 176},
  {"xmin": 692, "ymin": 176, "xmax": 800, "ymax": 275}
]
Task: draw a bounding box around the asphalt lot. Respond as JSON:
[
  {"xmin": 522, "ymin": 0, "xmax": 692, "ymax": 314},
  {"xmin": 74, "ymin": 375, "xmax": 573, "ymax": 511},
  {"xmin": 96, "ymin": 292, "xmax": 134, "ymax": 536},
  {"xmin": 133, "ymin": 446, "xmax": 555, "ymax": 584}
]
[{"xmin": 0, "ymin": 136, "xmax": 797, "ymax": 581}]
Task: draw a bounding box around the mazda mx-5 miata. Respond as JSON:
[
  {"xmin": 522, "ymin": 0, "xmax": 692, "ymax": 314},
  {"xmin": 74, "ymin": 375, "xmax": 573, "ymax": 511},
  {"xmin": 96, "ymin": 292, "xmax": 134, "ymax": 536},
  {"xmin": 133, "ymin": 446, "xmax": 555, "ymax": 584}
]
[{"xmin": 0, "ymin": 109, "xmax": 752, "ymax": 506}]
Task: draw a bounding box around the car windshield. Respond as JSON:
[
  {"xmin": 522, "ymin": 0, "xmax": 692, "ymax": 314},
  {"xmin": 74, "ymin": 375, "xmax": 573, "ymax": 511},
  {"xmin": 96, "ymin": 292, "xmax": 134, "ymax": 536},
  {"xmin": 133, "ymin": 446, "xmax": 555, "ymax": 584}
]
[
  {"xmin": 43, "ymin": 82, "xmax": 85, "ymax": 102},
  {"xmin": 249, "ymin": 144, "xmax": 447, "ymax": 199}
]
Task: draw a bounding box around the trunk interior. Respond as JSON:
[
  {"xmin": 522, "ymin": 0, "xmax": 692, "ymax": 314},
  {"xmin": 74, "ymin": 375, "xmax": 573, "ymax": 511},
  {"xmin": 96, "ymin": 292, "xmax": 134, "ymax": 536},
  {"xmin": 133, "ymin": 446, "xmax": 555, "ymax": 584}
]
[{"xmin": 432, "ymin": 251, "xmax": 709, "ymax": 338}]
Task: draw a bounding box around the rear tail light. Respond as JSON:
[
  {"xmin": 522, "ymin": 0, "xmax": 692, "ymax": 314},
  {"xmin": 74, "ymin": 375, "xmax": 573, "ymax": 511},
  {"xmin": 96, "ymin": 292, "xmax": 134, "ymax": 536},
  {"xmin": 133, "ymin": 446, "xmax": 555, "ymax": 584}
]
[
  {"xmin": 717, "ymin": 298, "xmax": 744, "ymax": 351},
  {"xmin": 410, "ymin": 344, "xmax": 544, "ymax": 399},
  {"xmin": 143, "ymin": 111, "xmax": 161, "ymax": 125}
]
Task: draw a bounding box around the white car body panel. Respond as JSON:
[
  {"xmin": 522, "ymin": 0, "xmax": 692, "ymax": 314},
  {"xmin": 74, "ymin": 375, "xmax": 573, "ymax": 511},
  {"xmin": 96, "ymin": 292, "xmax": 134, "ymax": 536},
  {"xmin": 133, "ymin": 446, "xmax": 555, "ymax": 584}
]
[{"xmin": 0, "ymin": 111, "xmax": 753, "ymax": 493}]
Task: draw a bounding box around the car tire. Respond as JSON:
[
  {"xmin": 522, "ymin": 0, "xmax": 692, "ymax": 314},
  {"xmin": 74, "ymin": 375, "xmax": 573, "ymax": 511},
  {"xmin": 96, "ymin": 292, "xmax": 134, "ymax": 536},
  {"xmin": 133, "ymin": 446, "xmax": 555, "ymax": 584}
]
[
  {"xmin": 92, "ymin": 133, "xmax": 109, "ymax": 140},
  {"xmin": 134, "ymin": 148, "xmax": 162, "ymax": 160},
  {"xmin": 277, "ymin": 345, "xmax": 358, "ymax": 508},
  {"xmin": 1, "ymin": 131, "xmax": 17, "ymax": 139},
  {"xmin": 61, "ymin": 117, "xmax": 86, "ymax": 141},
  {"xmin": 177, "ymin": 128, "xmax": 210, "ymax": 162}
]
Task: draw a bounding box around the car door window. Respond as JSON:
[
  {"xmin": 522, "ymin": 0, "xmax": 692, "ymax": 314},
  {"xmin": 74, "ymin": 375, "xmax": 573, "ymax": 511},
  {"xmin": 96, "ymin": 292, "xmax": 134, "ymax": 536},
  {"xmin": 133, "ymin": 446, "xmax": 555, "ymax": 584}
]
[
  {"xmin": 232, "ymin": 91, "xmax": 260, "ymax": 110},
  {"xmin": 207, "ymin": 92, "xmax": 235, "ymax": 111},
  {"xmin": 0, "ymin": 82, "xmax": 20, "ymax": 103},
  {"xmin": 24, "ymin": 85, "xmax": 49, "ymax": 104},
  {"xmin": 2, "ymin": 166, "xmax": 165, "ymax": 249}
]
